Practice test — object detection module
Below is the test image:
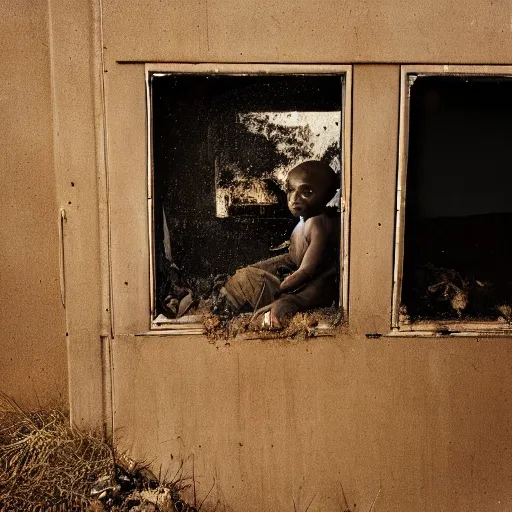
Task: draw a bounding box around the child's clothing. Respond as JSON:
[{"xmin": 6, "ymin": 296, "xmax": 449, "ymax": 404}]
[{"xmin": 222, "ymin": 253, "xmax": 337, "ymax": 313}]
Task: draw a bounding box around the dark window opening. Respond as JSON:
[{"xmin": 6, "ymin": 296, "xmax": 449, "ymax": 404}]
[
  {"xmin": 150, "ymin": 73, "xmax": 343, "ymax": 320},
  {"xmin": 401, "ymin": 75, "xmax": 512, "ymax": 323}
]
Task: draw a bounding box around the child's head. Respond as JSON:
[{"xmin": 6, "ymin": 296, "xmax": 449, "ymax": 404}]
[{"xmin": 285, "ymin": 160, "xmax": 338, "ymax": 219}]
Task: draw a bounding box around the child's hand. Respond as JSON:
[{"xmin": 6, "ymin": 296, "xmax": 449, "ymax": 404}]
[{"xmin": 250, "ymin": 298, "xmax": 298, "ymax": 330}]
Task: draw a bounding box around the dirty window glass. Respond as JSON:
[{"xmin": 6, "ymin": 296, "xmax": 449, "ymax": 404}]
[
  {"xmin": 400, "ymin": 75, "xmax": 512, "ymax": 324},
  {"xmin": 150, "ymin": 74, "xmax": 343, "ymax": 322}
]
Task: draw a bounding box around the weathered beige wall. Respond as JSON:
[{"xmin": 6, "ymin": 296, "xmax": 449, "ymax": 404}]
[
  {"xmin": 102, "ymin": 0, "xmax": 512, "ymax": 65},
  {"xmin": 113, "ymin": 335, "xmax": 512, "ymax": 512},
  {"xmin": 99, "ymin": 2, "xmax": 512, "ymax": 511},
  {"xmin": 106, "ymin": 61, "xmax": 512, "ymax": 511},
  {"xmin": 0, "ymin": 0, "xmax": 68, "ymax": 407},
  {"xmin": 26, "ymin": 0, "xmax": 512, "ymax": 510},
  {"xmin": 47, "ymin": 0, "xmax": 108, "ymax": 429}
]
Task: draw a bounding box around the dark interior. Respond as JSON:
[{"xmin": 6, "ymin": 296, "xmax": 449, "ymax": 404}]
[
  {"xmin": 402, "ymin": 75, "xmax": 512, "ymax": 321},
  {"xmin": 151, "ymin": 74, "xmax": 343, "ymax": 315}
]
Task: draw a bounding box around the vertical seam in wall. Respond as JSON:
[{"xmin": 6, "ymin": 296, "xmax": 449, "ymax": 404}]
[
  {"xmin": 93, "ymin": 0, "xmax": 115, "ymax": 438},
  {"xmin": 93, "ymin": 0, "xmax": 114, "ymax": 340},
  {"xmin": 47, "ymin": 0, "xmax": 73, "ymax": 417},
  {"xmin": 100, "ymin": 335, "xmax": 114, "ymax": 441}
]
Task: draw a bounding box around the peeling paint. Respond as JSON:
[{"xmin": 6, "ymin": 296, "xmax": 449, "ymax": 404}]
[{"xmin": 408, "ymin": 74, "xmax": 418, "ymax": 88}]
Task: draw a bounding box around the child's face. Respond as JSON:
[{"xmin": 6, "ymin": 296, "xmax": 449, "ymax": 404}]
[{"xmin": 286, "ymin": 169, "xmax": 328, "ymax": 219}]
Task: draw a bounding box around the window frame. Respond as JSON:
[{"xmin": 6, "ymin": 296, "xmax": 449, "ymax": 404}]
[
  {"xmin": 391, "ymin": 64, "xmax": 512, "ymax": 336},
  {"xmin": 145, "ymin": 63, "xmax": 352, "ymax": 334}
]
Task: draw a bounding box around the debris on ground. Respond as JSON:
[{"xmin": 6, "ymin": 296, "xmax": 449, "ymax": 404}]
[{"xmin": 0, "ymin": 392, "xmax": 197, "ymax": 511}]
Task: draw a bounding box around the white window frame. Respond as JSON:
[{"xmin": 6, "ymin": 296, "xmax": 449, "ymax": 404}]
[
  {"xmin": 392, "ymin": 65, "xmax": 512, "ymax": 336},
  {"xmin": 145, "ymin": 63, "xmax": 352, "ymax": 334}
]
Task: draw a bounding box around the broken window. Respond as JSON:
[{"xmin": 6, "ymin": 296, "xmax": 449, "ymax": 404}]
[
  {"xmin": 394, "ymin": 71, "xmax": 512, "ymax": 332},
  {"xmin": 147, "ymin": 67, "xmax": 350, "ymax": 331}
]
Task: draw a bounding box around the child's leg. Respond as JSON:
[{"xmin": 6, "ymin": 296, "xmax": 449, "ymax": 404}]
[
  {"xmin": 215, "ymin": 254, "xmax": 296, "ymax": 317},
  {"xmin": 251, "ymin": 253, "xmax": 296, "ymax": 275},
  {"xmin": 218, "ymin": 266, "xmax": 282, "ymax": 314}
]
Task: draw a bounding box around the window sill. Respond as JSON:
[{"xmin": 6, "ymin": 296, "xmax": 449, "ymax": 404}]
[
  {"xmin": 383, "ymin": 320, "xmax": 512, "ymax": 338},
  {"xmin": 139, "ymin": 313, "xmax": 345, "ymax": 338},
  {"xmin": 147, "ymin": 314, "xmax": 204, "ymax": 335}
]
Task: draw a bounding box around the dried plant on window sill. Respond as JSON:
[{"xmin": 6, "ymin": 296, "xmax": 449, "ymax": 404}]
[{"xmin": 202, "ymin": 306, "xmax": 342, "ymax": 342}]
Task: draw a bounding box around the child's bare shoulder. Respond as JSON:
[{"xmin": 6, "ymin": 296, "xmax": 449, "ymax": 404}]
[{"xmin": 304, "ymin": 213, "xmax": 334, "ymax": 238}]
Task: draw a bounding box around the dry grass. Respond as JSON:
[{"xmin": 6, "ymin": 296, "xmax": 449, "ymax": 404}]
[
  {"xmin": 0, "ymin": 392, "xmax": 202, "ymax": 511},
  {"xmin": 0, "ymin": 392, "xmax": 114, "ymax": 510},
  {"xmin": 0, "ymin": 392, "xmax": 377, "ymax": 512}
]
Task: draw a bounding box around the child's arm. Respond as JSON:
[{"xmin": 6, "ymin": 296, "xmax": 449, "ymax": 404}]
[{"xmin": 280, "ymin": 216, "xmax": 330, "ymax": 292}]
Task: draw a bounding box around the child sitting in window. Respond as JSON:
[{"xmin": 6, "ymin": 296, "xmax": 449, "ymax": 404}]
[{"xmin": 215, "ymin": 160, "xmax": 340, "ymax": 329}]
